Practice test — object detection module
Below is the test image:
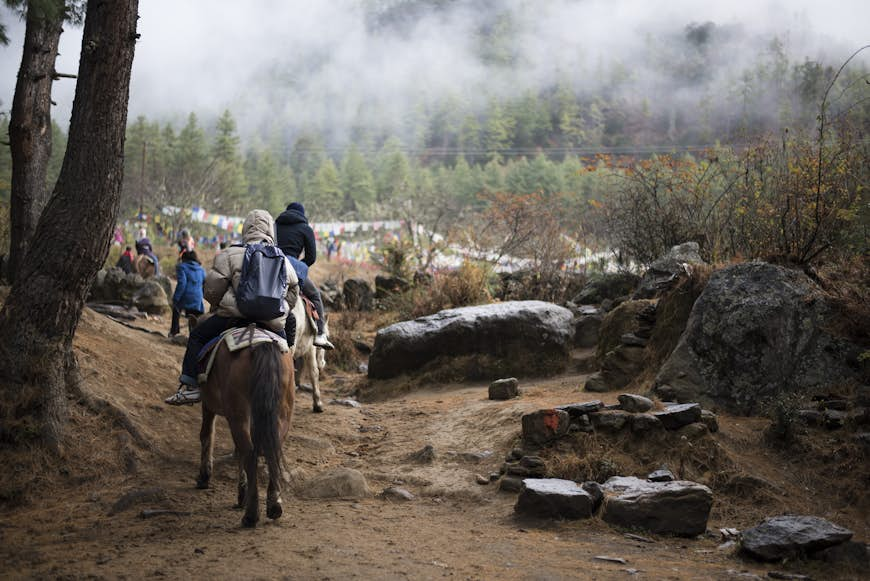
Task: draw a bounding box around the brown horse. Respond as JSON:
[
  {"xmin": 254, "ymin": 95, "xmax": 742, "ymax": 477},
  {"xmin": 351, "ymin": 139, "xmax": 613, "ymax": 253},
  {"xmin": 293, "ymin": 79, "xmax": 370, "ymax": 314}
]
[{"xmin": 196, "ymin": 331, "xmax": 295, "ymax": 527}]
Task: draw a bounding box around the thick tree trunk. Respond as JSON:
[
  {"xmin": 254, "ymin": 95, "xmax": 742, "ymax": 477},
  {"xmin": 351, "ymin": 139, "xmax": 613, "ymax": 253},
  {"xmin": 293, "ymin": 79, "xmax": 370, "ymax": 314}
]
[
  {"xmin": 7, "ymin": 5, "xmax": 64, "ymax": 284},
  {"xmin": 0, "ymin": 0, "xmax": 139, "ymax": 450}
]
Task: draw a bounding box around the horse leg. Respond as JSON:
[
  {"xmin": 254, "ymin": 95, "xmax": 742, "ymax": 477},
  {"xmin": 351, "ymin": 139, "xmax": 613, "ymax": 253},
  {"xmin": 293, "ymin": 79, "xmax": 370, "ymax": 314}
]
[
  {"xmin": 235, "ymin": 449, "xmax": 246, "ymax": 509},
  {"xmin": 228, "ymin": 417, "xmax": 259, "ymax": 527},
  {"xmin": 309, "ymin": 350, "xmax": 323, "ymax": 413},
  {"xmin": 196, "ymin": 406, "xmax": 216, "ymax": 489},
  {"xmin": 266, "ymin": 468, "xmax": 283, "ymax": 520}
]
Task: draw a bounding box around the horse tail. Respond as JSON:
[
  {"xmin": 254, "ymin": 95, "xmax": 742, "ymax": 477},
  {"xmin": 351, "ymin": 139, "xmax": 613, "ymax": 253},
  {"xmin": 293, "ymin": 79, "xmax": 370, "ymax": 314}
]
[{"xmin": 249, "ymin": 342, "xmax": 284, "ymax": 476}]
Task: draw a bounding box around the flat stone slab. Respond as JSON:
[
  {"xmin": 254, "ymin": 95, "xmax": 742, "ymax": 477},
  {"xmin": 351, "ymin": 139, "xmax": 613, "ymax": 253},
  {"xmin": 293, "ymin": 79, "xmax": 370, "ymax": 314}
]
[
  {"xmin": 602, "ymin": 476, "xmax": 713, "ymax": 536},
  {"xmin": 556, "ymin": 400, "xmax": 604, "ymax": 417},
  {"xmin": 653, "ymin": 403, "xmax": 702, "ymax": 430},
  {"xmin": 514, "ymin": 478, "xmax": 596, "ymax": 519},
  {"xmin": 740, "ymin": 515, "xmax": 853, "ymax": 561}
]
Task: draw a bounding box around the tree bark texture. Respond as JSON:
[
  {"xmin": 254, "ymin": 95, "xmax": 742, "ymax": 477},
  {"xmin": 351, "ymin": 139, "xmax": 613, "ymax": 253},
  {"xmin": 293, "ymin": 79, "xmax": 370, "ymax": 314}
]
[
  {"xmin": 7, "ymin": 6, "xmax": 64, "ymax": 284},
  {"xmin": 0, "ymin": 0, "xmax": 139, "ymax": 450}
]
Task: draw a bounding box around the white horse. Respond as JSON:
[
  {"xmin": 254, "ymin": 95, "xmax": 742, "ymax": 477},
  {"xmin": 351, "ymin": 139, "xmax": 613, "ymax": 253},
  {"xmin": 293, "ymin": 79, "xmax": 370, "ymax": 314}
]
[{"xmin": 291, "ymin": 296, "xmax": 327, "ymax": 413}]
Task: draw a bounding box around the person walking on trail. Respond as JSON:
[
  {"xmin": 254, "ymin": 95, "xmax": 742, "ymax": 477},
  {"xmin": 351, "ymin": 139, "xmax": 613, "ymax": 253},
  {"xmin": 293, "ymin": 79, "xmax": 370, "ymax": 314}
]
[
  {"xmin": 275, "ymin": 201, "xmax": 334, "ymax": 350},
  {"xmin": 169, "ymin": 250, "xmax": 206, "ymax": 337},
  {"xmin": 165, "ymin": 209, "xmax": 299, "ymax": 406}
]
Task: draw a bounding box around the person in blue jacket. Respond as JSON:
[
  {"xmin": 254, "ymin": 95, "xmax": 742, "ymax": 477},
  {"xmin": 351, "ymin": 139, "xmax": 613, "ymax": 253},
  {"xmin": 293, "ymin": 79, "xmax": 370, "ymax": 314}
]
[{"xmin": 169, "ymin": 250, "xmax": 206, "ymax": 337}]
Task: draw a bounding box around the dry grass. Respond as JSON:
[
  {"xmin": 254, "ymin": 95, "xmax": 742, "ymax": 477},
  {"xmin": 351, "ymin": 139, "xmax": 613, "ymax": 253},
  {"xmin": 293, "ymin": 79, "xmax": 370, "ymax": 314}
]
[
  {"xmin": 384, "ymin": 261, "xmax": 493, "ymax": 321},
  {"xmin": 814, "ymin": 254, "xmax": 870, "ymax": 349}
]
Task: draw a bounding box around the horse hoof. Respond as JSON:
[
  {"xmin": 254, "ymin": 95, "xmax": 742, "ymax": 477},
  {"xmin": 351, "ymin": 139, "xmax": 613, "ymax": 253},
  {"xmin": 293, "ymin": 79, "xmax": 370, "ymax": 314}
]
[
  {"xmin": 241, "ymin": 514, "xmax": 258, "ymax": 528},
  {"xmin": 267, "ymin": 502, "xmax": 283, "ymax": 520},
  {"xmin": 312, "ymin": 405, "xmax": 324, "ymax": 414},
  {"xmin": 196, "ymin": 477, "xmax": 210, "ymax": 489}
]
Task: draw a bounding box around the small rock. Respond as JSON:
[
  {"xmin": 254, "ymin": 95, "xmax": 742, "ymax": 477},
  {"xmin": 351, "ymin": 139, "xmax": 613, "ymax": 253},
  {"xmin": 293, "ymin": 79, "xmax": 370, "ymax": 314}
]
[
  {"xmin": 584, "ymin": 372, "xmax": 609, "ymax": 393},
  {"xmin": 798, "ymin": 409, "xmax": 823, "ymax": 426},
  {"xmin": 499, "ymin": 475, "xmax": 525, "ymax": 493},
  {"xmin": 571, "ymin": 414, "xmax": 594, "ymax": 433},
  {"xmin": 581, "ymin": 481, "xmax": 604, "ymax": 512},
  {"xmin": 700, "ymin": 409, "xmax": 719, "ymax": 433},
  {"xmin": 519, "ymin": 456, "xmax": 546, "ymax": 470},
  {"xmin": 407, "ymin": 445, "xmax": 436, "ymax": 464},
  {"xmin": 514, "ymin": 479, "xmax": 597, "ymax": 519},
  {"xmin": 766, "ymin": 573, "xmax": 812, "ymax": 580},
  {"xmin": 489, "ymin": 472, "xmax": 500, "ymax": 482},
  {"xmin": 618, "ymin": 394, "xmax": 654, "ymax": 413},
  {"xmin": 329, "ymin": 398, "xmax": 361, "ymax": 408},
  {"xmin": 822, "ymin": 409, "xmax": 846, "ymax": 429},
  {"xmin": 507, "ymin": 448, "xmax": 524, "ymax": 461},
  {"xmin": 475, "ymin": 474, "xmax": 490, "ymax": 485},
  {"xmin": 647, "ymin": 469, "xmax": 674, "ymax": 482},
  {"xmin": 381, "ymin": 486, "xmax": 415, "ymax": 501},
  {"xmin": 624, "ymin": 533, "xmax": 655, "ymax": 544},
  {"xmin": 194, "ymin": 548, "xmax": 205, "ymax": 555},
  {"xmin": 489, "ymin": 377, "xmax": 520, "ymax": 400},
  {"xmin": 653, "ymin": 403, "xmax": 702, "ymax": 430},
  {"xmin": 357, "ymin": 363, "xmax": 368, "ymax": 374},
  {"xmin": 301, "ymin": 468, "xmax": 370, "ymax": 499},
  {"xmin": 740, "ymin": 515, "xmax": 853, "ymax": 562},
  {"xmin": 677, "ymin": 422, "xmax": 709, "ymax": 440},
  {"xmin": 602, "ymin": 476, "xmax": 713, "ymax": 536},
  {"xmin": 108, "ymin": 488, "xmax": 167, "ymax": 516}
]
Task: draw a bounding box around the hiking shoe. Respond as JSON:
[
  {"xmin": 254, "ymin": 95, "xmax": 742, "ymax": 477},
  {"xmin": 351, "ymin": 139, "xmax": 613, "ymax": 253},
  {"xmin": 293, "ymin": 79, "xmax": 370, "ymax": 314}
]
[
  {"xmin": 313, "ymin": 334, "xmax": 335, "ymax": 351},
  {"xmin": 165, "ymin": 384, "xmax": 201, "ymax": 405}
]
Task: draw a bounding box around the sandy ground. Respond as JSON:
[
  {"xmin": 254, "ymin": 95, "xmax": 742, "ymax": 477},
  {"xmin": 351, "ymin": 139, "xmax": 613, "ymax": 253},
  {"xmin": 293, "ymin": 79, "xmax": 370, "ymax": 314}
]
[{"xmin": 0, "ymin": 306, "xmax": 866, "ymax": 580}]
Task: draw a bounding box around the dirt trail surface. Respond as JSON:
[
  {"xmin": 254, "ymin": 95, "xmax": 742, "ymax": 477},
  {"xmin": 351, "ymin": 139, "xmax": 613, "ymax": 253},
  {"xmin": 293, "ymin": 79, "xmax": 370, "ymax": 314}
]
[{"xmin": 0, "ymin": 307, "xmax": 866, "ymax": 580}]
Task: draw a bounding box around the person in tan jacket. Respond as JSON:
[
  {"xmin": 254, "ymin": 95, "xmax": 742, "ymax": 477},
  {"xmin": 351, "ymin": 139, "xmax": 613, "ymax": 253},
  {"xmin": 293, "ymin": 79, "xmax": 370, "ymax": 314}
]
[{"xmin": 165, "ymin": 209, "xmax": 299, "ymax": 405}]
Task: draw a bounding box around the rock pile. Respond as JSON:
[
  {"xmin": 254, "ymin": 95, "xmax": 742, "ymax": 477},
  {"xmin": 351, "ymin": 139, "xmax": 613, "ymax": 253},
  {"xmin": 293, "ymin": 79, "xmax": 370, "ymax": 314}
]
[
  {"xmin": 585, "ymin": 302, "xmax": 657, "ymax": 393},
  {"xmin": 518, "ymin": 396, "xmax": 716, "ymax": 445},
  {"xmin": 90, "ymin": 267, "xmax": 171, "ymax": 315}
]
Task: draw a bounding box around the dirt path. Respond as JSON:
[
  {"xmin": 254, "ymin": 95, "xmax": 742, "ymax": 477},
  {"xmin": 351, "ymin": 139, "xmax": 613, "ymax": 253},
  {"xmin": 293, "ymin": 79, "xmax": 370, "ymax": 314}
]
[{"xmin": 0, "ymin": 309, "xmax": 863, "ymax": 580}]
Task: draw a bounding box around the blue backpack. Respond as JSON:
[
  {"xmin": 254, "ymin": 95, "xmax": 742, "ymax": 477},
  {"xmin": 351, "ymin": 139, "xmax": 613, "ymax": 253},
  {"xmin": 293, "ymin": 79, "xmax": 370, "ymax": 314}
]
[{"xmin": 235, "ymin": 243, "xmax": 289, "ymax": 321}]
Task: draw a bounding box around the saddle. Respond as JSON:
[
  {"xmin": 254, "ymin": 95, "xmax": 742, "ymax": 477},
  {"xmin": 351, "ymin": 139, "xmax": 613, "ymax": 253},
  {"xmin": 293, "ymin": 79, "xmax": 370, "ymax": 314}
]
[
  {"xmin": 301, "ymin": 295, "xmax": 319, "ymax": 329},
  {"xmin": 197, "ymin": 324, "xmax": 291, "ymax": 385}
]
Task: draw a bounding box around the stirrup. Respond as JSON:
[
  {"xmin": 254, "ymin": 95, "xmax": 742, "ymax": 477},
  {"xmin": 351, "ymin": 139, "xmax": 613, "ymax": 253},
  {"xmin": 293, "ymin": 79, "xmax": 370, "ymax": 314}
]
[
  {"xmin": 165, "ymin": 384, "xmax": 201, "ymax": 406},
  {"xmin": 314, "ymin": 335, "xmax": 335, "ymax": 351}
]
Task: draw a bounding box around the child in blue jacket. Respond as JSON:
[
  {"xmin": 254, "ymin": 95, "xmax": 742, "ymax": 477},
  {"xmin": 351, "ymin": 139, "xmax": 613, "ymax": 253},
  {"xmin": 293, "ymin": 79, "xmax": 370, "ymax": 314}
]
[{"xmin": 170, "ymin": 250, "xmax": 206, "ymax": 336}]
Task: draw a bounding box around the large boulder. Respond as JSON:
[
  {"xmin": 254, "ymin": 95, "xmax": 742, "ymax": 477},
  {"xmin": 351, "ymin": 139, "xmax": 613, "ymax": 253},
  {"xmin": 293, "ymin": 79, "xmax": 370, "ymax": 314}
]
[
  {"xmin": 375, "ymin": 274, "xmax": 410, "ymax": 298},
  {"xmin": 601, "ymin": 476, "xmax": 713, "ymax": 536},
  {"xmin": 573, "ymin": 272, "xmax": 640, "ymax": 305},
  {"xmin": 654, "ymin": 262, "xmax": 861, "ymax": 414},
  {"xmin": 91, "ymin": 267, "xmax": 146, "ymax": 302},
  {"xmin": 740, "ymin": 516, "xmax": 853, "ymax": 561},
  {"xmin": 634, "ymin": 242, "xmax": 706, "ymax": 299},
  {"xmin": 368, "ymin": 301, "xmax": 574, "ymax": 380}
]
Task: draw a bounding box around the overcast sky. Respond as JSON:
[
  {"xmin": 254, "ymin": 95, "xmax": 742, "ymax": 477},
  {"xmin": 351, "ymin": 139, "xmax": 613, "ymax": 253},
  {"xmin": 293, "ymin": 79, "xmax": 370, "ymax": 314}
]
[{"xmin": 0, "ymin": 0, "xmax": 867, "ymax": 139}]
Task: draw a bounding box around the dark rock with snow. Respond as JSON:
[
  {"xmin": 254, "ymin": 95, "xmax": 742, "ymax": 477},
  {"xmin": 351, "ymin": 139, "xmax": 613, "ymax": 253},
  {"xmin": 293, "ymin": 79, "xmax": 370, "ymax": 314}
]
[
  {"xmin": 631, "ymin": 413, "xmax": 664, "ymax": 434},
  {"xmin": 634, "ymin": 242, "xmax": 706, "ymax": 300},
  {"xmin": 618, "ymin": 394, "xmax": 654, "ymax": 413},
  {"xmin": 522, "ymin": 409, "xmax": 570, "ymax": 445},
  {"xmin": 601, "ymin": 476, "xmax": 713, "ymax": 536},
  {"xmin": 654, "ymin": 262, "xmax": 861, "ymax": 415},
  {"xmin": 342, "ymin": 278, "xmax": 374, "ymax": 311},
  {"xmin": 653, "ymin": 403, "xmax": 702, "ymax": 430},
  {"xmin": 489, "ymin": 377, "xmax": 520, "ymax": 400},
  {"xmin": 589, "ymin": 410, "xmax": 631, "ymax": 432},
  {"xmin": 647, "ymin": 469, "xmax": 674, "ymax": 482},
  {"xmin": 514, "ymin": 478, "xmax": 597, "ymax": 519},
  {"xmin": 740, "ymin": 515, "xmax": 853, "ymax": 561},
  {"xmin": 368, "ymin": 301, "xmax": 574, "ymax": 380}
]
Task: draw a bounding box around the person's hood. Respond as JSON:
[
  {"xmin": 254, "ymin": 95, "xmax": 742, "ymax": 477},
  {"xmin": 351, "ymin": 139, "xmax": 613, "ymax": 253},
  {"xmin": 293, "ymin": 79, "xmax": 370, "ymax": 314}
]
[
  {"xmin": 242, "ymin": 209, "xmax": 275, "ymax": 244},
  {"xmin": 275, "ymin": 207, "xmax": 308, "ymax": 225}
]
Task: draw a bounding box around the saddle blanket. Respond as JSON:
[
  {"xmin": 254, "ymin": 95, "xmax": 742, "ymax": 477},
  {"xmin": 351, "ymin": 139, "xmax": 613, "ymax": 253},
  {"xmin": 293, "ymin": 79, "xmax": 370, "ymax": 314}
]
[{"xmin": 197, "ymin": 325, "xmax": 291, "ymax": 385}]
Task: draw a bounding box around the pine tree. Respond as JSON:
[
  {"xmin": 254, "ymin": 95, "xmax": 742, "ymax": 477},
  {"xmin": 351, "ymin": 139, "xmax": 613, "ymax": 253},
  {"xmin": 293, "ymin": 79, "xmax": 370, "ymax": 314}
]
[
  {"xmin": 340, "ymin": 144, "xmax": 375, "ymax": 214},
  {"xmin": 484, "ymin": 99, "xmax": 516, "ymax": 163},
  {"xmin": 212, "ymin": 110, "xmax": 248, "ymax": 214},
  {"xmin": 305, "ymin": 158, "xmax": 342, "ymax": 218}
]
